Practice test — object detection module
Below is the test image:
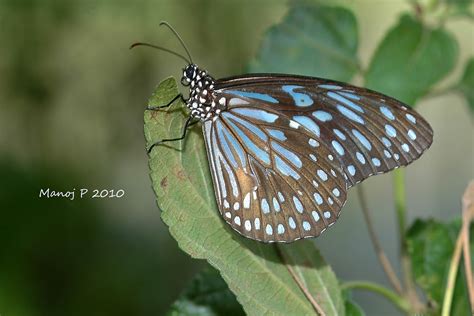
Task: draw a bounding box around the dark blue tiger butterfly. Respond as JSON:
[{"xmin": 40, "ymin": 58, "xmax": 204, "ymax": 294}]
[{"xmin": 134, "ymin": 22, "xmax": 433, "ymax": 243}]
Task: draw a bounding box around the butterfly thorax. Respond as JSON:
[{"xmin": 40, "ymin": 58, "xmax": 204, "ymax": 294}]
[{"xmin": 183, "ymin": 65, "xmax": 224, "ymax": 121}]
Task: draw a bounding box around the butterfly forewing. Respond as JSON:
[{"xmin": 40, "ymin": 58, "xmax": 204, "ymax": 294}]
[
  {"xmin": 216, "ymin": 75, "xmax": 433, "ymax": 187},
  {"xmin": 202, "ymin": 105, "xmax": 347, "ymax": 242}
]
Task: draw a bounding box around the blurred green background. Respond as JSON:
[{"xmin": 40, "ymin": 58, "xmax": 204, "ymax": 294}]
[{"xmin": 0, "ymin": 0, "xmax": 472, "ymax": 315}]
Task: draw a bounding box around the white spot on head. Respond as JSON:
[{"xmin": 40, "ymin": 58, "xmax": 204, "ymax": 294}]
[
  {"xmin": 303, "ymin": 221, "xmax": 311, "ymax": 231},
  {"xmin": 407, "ymin": 129, "xmax": 417, "ymax": 140},
  {"xmin": 317, "ymin": 169, "xmax": 328, "ymax": 181},
  {"xmin": 312, "ymin": 211, "xmax": 320, "ymax": 222},
  {"xmin": 401, "ymin": 143, "xmax": 410, "ymax": 152},
  {"xmin": 244, "ymin": 220, "xmax": 251, "ymax": 231},
  {"xmin": 234, "ymin": 216, "xmax": 241, "ymax": 226},
  {"xmin": 265, "ymin": 224, "xmax": 273, "ymax": 235}
]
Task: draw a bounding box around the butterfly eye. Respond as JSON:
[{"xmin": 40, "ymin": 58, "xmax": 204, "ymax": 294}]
[{"xmin": 185, "ymin": 66, "xmax": 195, "ymax": 79}]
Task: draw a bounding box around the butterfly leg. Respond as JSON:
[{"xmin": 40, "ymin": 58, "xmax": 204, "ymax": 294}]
[
  {"xmin": 147, "ymin": 116, "xmax": 198, "ymax": 153},
  {"xmin": 147, "ymin": 94, "xmax": 186, "ymax": 110}
]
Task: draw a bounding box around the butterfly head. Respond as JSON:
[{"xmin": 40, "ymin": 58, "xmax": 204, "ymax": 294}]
[
  {"xmin": 182, "ymin": 64, "xmax": 222, "ymax": 121},
  {"xmin": 181, "ymin": 64, "xmax": 198, "ymax": 86}
]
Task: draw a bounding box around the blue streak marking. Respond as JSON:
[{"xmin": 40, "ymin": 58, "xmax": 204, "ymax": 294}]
[
  {"xmin": 267, "ymin": 129, "xmax": 287, "ymax": 141},
  {"xmin": 292, "ymin": 196, "xmax": 304, "ymax": 213},
  {"xmin": 318, "ymin": 84, "xmax": 342, "ymax": 90},
  {"xmin": 313, "ymin": 111, "xmax": 333, "ymax": 122},
  {"xmin": 271, "ymin": 141, "xmax": 302, "ymax": 168},
  {"xmin": 261, "ymin": 199, "xmax": 270, "ymax": 214},
  {"xmin": 337, "ymin": 105, "xmax": 365, "ymax": 124},
  {"xmin": 232, "ymin": 108, "xmax": 279, "ymax": 123},
  {"xmin": 338, "ymin": 91, "xmax": 361, "ymax": 100},
  {"xmin": 293, "ymin": 116, "xmax": 320, "ymax": 137},
  {"xmin": 275, "ymin": 155, "xmax": 300, "ymax": 180},
  {"xmin": 327, "ymin": 91, "xmax": 364, "ymax": 113},
  {"xmin": 282, "ymin": 85, "xmax": 314, "ymax": 107},
  {"xmin": 226, "ymin": 90, "xmax": 278, "ymax": 103},
  {"xmin": 352, "ymin": 129, "xmax": 372, "ymax": 150},
  {"xmin": 225, "ymin": 119, "xmax": 271, "ymax": 165},
  {"xmin": 216, "ymin": 121, "xmax": 238, "ymax": 168},
  {"xmin": 380, "ymin": 106, "xmax": 395, "ymax": 120},
  {"xmin": 332, "ymin": 140, "xmax": 345, "ymax": 156},
  {"xmin": 223, "ymin": 112, "xmax": 267, "ymax": 142},
  {"xmin": 220, "ymin": 121, "xmax": 247, "ymax": 168}
]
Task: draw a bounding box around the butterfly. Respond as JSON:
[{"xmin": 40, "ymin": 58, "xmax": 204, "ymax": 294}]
[{"xmin": 134, "ymin": 22, "xmax": 433, "ymax": 243}]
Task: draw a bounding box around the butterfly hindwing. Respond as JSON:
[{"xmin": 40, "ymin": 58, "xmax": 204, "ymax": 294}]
[
  {"xmin": 202, "ymin": 105, "xmax": 347, "ymax": 242},
  {"xmin": 216, "ymin": 75, "xmax": 433, "ymax": 187}
]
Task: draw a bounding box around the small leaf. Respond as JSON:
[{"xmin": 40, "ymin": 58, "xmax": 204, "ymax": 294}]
[
  {"xmin": 248, "ymin": 4, "xmax": 359, "ymax": 82},
  {"xmin": 365, "ymin": 14, "xmax": 458, "ymax": 105},
  {"xmin": 145, "ymin": 78, "xmax": 345, "ymax": 315},
  {"xmin": 406, "ymin": 219, "xmax": 473, "ymax": 315},
  {"xmin": 166, "ymin": 266, "xmax": 245, "ymax": 316},
  {"xmin": 457, "ymin": 57, "xmax": 474, "ymax": 113},
  {"xmin": 342, "ymin": 289, "xmax": 365, "ymax": 316}
]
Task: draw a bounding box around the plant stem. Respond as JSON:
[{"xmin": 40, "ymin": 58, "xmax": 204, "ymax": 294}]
[
  {"xmin": 393, "ymin": 169, "xmax": 424, "ymax": 312},
  {"xmin": 441, "ymin": 228, "xmax": 463, "ymax": 316},
  {"xmin": 356, "ymin": 186, "xmax": 403, "ymax": 294},
  {"xmin": 341, "ymin": 281, "xmax": 411, "ymax": 314},
  {"xmin": 274, "ymin": 244, "xmax": 326, "ymax": 316}
]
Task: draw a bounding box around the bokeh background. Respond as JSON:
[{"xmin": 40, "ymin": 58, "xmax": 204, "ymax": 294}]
[{"xmin": 0, "ymin": 0, "xmax": 472, "ymax": 315}]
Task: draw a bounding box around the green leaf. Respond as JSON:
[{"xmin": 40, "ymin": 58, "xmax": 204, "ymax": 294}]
[
  {"xmin": 406, "ymin": 219, "xmax": 473, "ymax": 315},
  {"xmin": 248, "ymin": 4, "xmax": 359, "ymax": 82},
  {"xmin": 342, "ymin": 289, "xmax": 365, "ymax": 316},
  {"xmin": 365, "ymin": 14, "xmax": 458, "ymax": 106},
  {"xmin": 144, "ymin": 78, "xmax": 345, "ymax": 316},
  {"xmin": 457, "ymin": 57, "xmax": 474, "ymax": 113},
  {"xmin": 166, "ymin": 266, "xmax": 245, "ymax": 316}
]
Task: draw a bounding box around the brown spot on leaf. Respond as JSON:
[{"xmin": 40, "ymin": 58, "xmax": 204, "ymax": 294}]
[
  {"xmin": 160, "ymin": 176, "xmax": 168, "ymax": 189},
  {"xmin": 176, "ymin": 168, "xmax": 187, "ymax": 181}
]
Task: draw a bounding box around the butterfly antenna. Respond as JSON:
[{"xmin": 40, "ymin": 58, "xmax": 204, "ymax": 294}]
[
  {"xmin": 129, "ymin": 42, "xmax": 190, "ymax": 64},
  {"xmin": 159, "ymin": 21, "xmax": 194, "ymax": 64}
]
